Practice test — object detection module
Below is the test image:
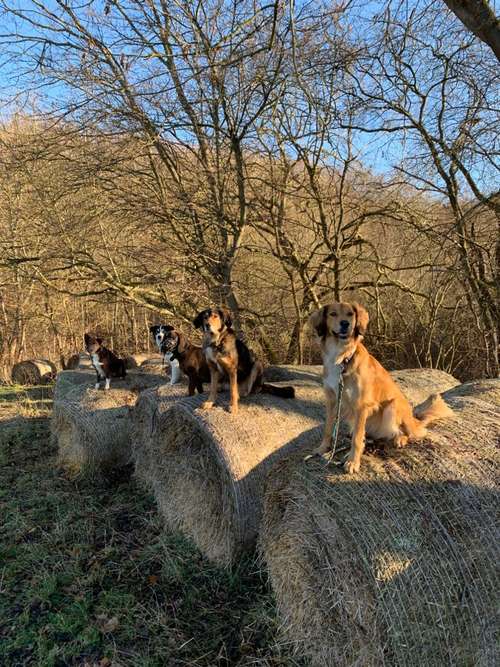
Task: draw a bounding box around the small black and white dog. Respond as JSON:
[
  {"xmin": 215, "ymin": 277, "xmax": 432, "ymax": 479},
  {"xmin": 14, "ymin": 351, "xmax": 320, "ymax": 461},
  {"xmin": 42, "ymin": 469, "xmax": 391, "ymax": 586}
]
[{"xmin": 149, "ymin": 324, "xmax": 181, "ymax": 385}]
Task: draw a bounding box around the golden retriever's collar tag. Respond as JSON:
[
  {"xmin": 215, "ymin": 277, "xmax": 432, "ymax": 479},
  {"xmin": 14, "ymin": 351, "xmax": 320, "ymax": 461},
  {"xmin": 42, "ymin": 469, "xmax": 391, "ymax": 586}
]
[{"xmin": 340, "ymin": 352, "xmax": 354, "ymax": 373}]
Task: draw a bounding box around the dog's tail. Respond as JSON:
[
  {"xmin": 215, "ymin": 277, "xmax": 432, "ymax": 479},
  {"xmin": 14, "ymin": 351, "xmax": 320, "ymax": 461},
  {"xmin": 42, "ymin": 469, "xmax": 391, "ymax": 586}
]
[
  {"xmin": 403, "ymin": 392, "xmax": 453, "ymax": 439},
  {"xmin": 414, "ymin": 392, "xmax": 453, "ymax": 426},
  {"xmin": 261, "ymin": 383, "xmax": 295, "ymax": 399}
]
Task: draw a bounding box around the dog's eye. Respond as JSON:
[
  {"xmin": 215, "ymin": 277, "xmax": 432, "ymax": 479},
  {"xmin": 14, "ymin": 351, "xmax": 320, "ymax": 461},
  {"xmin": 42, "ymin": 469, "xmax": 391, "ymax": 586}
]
[
  {"xmin": 346, "ymin": 312, "xmax": 353, "ymax": 317},
  {"xmin": 331, "ymin": 312, "xmax": 337, "ymax": 317}
]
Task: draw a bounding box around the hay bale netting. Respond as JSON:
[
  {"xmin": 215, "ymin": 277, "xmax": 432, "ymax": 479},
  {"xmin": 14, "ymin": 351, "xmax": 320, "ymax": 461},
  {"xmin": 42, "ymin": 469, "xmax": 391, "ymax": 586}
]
[
  {"xmin": 138, "ymin": 382, "xmax": 326, "ymax": 565},
  {"xmin": 136, "ymin": 368, "xmax": 459, "ymax": 566},
  {"xmin": 11, "ymin": 359, "xmax": 57, "ymax": 385},
  {"xmin": 260, "ymin": 379, "xmax": 500, "ymax": 667},
  {"xmin": 131, "ymin": 382, "xmax": 190, "ymax": 483},
  {"xmin": 52, "ymin": 369, "xmax": 168, "ymax": 477}
]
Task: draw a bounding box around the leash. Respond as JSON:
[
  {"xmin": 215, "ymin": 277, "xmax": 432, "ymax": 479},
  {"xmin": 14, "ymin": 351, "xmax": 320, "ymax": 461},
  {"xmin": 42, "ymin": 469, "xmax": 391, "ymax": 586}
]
[
  {"xmin": 304, "ymin": 352, "xmax": 354, "ymax": 466},
  {"xmin": 325, "ymin": 369, "xmax": 346, "ymax": 465}
]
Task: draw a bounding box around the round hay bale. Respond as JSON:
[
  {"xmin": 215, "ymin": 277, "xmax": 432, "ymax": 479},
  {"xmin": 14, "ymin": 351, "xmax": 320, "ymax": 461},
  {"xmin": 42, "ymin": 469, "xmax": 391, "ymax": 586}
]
[
  {"xmin": 265, "ymin": 364, "xmax": 323, "ymax": 383},
  {"xmin": 139, "ymin": 356, "xmax": 166, "ymax": 375},
  {"xmin": 124, "ymin": 353, "xmax": 153, "ymax": 369},
  {"xmin": 63, "ymin": 354, "xmax": 81, "ymax": 370},
  {"xmin": 136, "ymin": 368, "xmax": 460, "ymax": 566},
  {"xmin": 265, "ymin": 366, "xmax": 459, "ymax": 401},
  {"xmin": 11, "ymin": 359, "xmax": 57, "ymax": 385},
  {"xmin": 259, "ymin": 379, "xmax": 500, "ymax": 667},
  {"xmin": 131, "ymin": 382, "xmax": 190, "ymax": 484},
  {"xmin": 389, "ymin": 367, "xmax": 460, "ymax": 405},
  {"xmin": 52, "ymin": 369, "xmax": 167, "ymax": 477},
  {"xmin": 140, "ymin": 382, "xmax": 325, "ymax": 565}
]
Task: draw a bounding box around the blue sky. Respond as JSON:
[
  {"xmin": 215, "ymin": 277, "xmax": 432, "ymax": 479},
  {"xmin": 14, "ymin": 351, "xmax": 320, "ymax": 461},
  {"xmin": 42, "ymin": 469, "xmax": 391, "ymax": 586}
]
[{"xmin": 0, "ymin": 0, "xmax": 497, "ymax": 191}]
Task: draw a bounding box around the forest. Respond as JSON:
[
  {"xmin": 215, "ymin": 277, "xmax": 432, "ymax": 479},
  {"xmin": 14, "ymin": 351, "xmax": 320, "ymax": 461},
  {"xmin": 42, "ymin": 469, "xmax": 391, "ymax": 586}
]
[{"xmin": 0, "ymin": 0, "xmax": 498, "ymax": 381}]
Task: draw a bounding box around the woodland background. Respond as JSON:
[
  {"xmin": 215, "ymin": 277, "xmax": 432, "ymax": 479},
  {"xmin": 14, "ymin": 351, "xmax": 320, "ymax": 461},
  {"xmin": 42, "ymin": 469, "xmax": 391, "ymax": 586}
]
[{"xmin": 0, "ymin": 0, "xmax": 498, "ymax": 381}]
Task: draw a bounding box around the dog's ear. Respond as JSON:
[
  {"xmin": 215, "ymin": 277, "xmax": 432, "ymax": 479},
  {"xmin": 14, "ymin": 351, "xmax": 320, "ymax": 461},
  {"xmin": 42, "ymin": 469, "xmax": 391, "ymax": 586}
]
[
  {"xmin": 193, "ymin": 310, "xmax": 206, "ymax": 329},
  {"xmin": 176, "ymin": 332, "xmax": 186, "ymax": 353},
  {"xmin": 96, "ymin": 337, "xmax": 103, "ymax": 345},
  {"xmin": 219, "ymin": 309, "xmax": 232, "ymax": 328},
  {"xmin": 309, "ymin": 306, "xmax": 328, "ymax": 338},
  {"xmin": 149, "ymin": 325, "xmax": 156, "ymax": 333},
  {"xmin": 84, "ymin": 332, "xmax": 91, "ymax": 344},
  {"xmin": 353, "ymin": 303, "xmax": 369, "ymax": 337},
  {"xmin": 165, "ymin": 325, "xmax": 174, "ymax": 332}
]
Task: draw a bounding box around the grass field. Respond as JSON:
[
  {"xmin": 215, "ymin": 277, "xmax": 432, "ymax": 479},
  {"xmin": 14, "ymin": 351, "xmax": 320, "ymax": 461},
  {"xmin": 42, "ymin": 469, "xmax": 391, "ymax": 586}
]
[{"xmin": 0, "ymin": 384, "xmax": 304, "ymax": 667}]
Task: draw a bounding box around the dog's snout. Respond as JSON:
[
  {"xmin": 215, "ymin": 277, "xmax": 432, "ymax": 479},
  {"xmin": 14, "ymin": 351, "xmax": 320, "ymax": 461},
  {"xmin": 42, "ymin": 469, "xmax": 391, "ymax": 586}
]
[{"xmin": 340, "ymin": 320, "xmax": 349, "ymax": 329}]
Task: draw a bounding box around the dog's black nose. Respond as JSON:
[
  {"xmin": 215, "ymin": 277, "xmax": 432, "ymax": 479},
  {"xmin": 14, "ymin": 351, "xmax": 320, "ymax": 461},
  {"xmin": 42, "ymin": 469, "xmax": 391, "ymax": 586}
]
[{"xmin": 340, "ymin": 320, "xmax": 349, "ymax": 330}]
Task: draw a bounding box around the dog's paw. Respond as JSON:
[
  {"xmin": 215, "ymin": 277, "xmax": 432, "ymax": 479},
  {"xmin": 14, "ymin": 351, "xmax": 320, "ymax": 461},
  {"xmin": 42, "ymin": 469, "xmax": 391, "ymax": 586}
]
[
  {"xmin": 201, "ymin": 400, "xmax": 214, "ymax": 410},
  {"xmin": 229, "ymin": 404, "xmax": 239, "ymax": 415},
  {"xmin": 94, "ymin": 383, "xmax": 100, "ymax": 390},
  {"xmin": 344, "ymin": 457, "xmax": 361, "ymax": 475},
  {"xmin": 394, "ymin": 435, "xmax": 409, "ymax": 448}
]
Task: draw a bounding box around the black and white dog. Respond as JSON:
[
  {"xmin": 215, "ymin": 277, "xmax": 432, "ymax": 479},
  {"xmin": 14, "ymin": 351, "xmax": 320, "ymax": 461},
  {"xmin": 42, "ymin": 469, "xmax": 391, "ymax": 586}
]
[{"xmin": 149, "ymin": 324, "xmax": 181, "ymax": 385}]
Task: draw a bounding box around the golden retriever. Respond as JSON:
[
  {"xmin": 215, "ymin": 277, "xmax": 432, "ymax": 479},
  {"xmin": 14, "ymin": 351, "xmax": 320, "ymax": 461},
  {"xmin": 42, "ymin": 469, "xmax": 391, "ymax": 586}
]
[{"xmin": 308, "ymin": 301, "xmax": 453, "ymax": 474}]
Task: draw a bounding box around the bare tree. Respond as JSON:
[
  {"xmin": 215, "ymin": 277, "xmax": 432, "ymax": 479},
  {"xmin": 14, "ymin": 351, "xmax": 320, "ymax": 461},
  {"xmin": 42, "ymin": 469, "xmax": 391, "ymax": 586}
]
[
  {"xmin": 344, "ymin": 0, "xmax": 499, "ymax": 375},
  {"xmin": 442, "ymin": 0, "xmax": 500, "ymax": 60}
]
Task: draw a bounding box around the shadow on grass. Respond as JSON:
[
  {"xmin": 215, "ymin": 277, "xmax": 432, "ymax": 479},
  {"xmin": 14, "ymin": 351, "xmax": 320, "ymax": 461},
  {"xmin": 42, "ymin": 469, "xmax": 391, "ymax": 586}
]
[{"xmin": 0, "ymin": 391, "xmax": 304, "ymax": 667}]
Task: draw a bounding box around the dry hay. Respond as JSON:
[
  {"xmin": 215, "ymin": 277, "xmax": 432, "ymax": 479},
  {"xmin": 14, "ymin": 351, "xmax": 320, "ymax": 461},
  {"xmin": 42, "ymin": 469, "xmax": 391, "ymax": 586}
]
[
  {"xmin": 124, "ymin": 353, "xmax": 153, "ymax": 369},
  {"xmin": 52, "ymin": 369, "xmax": 168, "ymax": 477},
  {"xmin": 259, "ymin": 379, "xmax": 500, "ymax": 667},
  {"xmin": 265, "ymin": 365, "xmax": 459, "ymax": 402},
  {"xmin": 131, "ymin": 381, "xmax": 189, "ymax": 484},
  {"xmin": 137, "ymin": 381, "xmax": 325, "ymax": 565},
  {"xmin": 136, "ymin": 368, "xmax": 459, "ymax": 566},
  {"xmin": 62, "ymin": 354, "xmax": 81, "ymax": 370},
  {"xmin": 11, "ymin": 359, "xmax": 57, "ymax": 385},
  {"xmin": 139, "ymin": 356, "xmax": 167, "ymax": 375}
]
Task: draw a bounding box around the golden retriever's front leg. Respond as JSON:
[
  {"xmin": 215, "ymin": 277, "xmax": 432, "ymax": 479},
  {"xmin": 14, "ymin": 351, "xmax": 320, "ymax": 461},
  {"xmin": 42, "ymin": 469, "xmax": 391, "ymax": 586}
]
[
  {"xmin": 344, "ymin": 407, "xmax": 368, "ymax": 474},
  {"xmin": 305, "ymin": 387, "xmax": 336, "ymax": 459},
  {"xmin": 228, "ymin": 370, "xmax": 239, "ymax": 414},
  {"xmin": 201, "ymin": 368, "xmax": 220, "ymax": 410}
]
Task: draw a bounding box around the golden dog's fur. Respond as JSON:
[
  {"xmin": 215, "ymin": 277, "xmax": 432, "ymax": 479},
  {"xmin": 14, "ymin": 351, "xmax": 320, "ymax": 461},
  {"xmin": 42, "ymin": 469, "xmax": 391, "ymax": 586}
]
[{"xmin": 309, "ymin": 301, "xmax": 453, "ymax": 474}]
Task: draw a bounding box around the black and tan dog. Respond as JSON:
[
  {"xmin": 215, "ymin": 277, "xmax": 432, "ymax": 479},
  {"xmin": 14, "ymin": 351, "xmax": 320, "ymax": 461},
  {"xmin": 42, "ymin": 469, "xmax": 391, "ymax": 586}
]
[
  {"xmin": 193, "ymin": 308, "xmax": 294, "ymax": 414},
  {"xmin": 84, "ymin": 333, "xmax": 126, "ymax": 390},
  {"xmin": 159, "ymin": 328, "xmax": 211, "ymax": 396}
]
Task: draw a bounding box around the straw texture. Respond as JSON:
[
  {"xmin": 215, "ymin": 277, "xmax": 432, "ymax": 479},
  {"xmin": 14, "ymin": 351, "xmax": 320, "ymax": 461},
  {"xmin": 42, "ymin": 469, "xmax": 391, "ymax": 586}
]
[
  {"xmin": 52, "ymin": 370, "xmax": 167, "ymax": 477},
  {"xmin": 11, "ymin": 359, "xmax": 57, "ymax": 384},
  {"xmin": 260, "ymin": 379, "xmax": 500, "ymax": 667},
  {"xmin": 135, "ymin": 367, "xmax": 459, "ymax": 566}
]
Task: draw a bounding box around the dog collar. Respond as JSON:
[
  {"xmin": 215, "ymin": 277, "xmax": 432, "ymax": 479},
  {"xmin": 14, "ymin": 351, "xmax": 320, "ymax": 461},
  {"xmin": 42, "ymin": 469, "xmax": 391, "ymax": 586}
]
[{"xmin": 340, "ymin": 351, "xmax": 355, "ymax": 373}]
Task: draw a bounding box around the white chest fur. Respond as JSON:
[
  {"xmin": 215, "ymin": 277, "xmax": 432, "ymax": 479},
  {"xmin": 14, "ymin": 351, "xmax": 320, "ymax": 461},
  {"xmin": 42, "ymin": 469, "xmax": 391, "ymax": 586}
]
[
  {"xmin": 324, "ymin": 362, "xmax": 342, "ymax": 394},
  {"xmin": 91, "ymin": 353, "xmax": 105, "ymax": 377},
  {"xmin": 205, "ymin": 345, "xmax": 224, "ymax": 375},
  {"xmin": 321, "ymin": 338, "xmax": 356, "ymax": 397}
]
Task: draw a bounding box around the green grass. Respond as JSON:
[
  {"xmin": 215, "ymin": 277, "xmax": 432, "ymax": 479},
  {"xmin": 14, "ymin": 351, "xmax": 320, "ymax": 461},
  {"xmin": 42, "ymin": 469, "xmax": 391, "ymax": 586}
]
[{"xmin": 0, "ymin": 386, "xmax": 305, "ymax": 666}]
